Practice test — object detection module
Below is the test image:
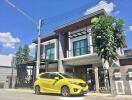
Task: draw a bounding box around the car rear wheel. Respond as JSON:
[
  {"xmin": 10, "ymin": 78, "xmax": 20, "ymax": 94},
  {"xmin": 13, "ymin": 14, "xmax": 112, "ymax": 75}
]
[
  {"xmin": 61, "ymin": 86, "xmax": 70, "ymax": 97},
  {"xmin": 35, "ymin": 86, "xmax": 41, "ymax": 95}
]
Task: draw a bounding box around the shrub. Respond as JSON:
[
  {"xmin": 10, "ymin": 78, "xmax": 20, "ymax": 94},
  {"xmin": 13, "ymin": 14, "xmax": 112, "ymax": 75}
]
[{"xmin": 0, "ymin": 82, "xmax": 4, "ymax": 88}]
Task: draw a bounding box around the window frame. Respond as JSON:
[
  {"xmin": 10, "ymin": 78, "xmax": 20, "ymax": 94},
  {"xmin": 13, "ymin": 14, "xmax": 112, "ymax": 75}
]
[
  {"xmin": 45, "ymin": 43, "xmax": 55, "ymax": 60},
  {"xmin": 73, "ymin": 39, "xmax": 88, "ymax": 56}
]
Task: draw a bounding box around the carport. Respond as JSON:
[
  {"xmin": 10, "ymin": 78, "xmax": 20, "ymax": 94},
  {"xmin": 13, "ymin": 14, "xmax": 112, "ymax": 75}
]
[{"xmin": 62, "ymin": 54, "xmax": 102, "ymax": 92}]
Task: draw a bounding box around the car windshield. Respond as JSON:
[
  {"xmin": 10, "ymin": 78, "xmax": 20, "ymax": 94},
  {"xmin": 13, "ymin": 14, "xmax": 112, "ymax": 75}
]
[{"xmin": 59, "ymin": 73, "xmax": 73, "ymax": 78}]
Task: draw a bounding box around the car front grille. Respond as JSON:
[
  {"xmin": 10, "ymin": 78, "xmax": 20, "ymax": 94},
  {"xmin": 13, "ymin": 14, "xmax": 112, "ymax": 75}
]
[{"xmin": 79, "ymin": 83, "xmax": 87, "ymax": 87}]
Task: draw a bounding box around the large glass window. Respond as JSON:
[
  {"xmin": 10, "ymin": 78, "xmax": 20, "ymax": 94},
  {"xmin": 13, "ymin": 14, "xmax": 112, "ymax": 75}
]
[
  {"xmin": 45, "ymin": 44, "xmax": 55, "ymax": 60},
  {"xmin": 73, "ymin": 39, "xmax": 88, "ymax": 56}
]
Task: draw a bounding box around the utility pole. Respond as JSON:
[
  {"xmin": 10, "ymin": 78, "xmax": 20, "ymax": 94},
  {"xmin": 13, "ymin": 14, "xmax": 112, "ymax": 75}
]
[{"xmin": 36, "ymin": 19, "xmax": 43, "ymax": 78}]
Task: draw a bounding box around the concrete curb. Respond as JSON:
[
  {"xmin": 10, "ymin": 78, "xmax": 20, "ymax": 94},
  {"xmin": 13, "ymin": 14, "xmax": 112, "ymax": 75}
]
[
  {"xmin": 86, "ymin": 93, "xmax": 132, "ymax": 99},
  {"xmin": 1, "ymin": 89, "xmax": 132, "ymax": 99},
  {"xmin": 0, "ymin": 88, "xmax": 33, "ymax": 93}
]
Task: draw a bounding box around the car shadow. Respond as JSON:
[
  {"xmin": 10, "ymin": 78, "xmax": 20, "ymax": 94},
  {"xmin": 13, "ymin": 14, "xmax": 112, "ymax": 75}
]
[
  {"xmin": 32, "ymin": 93, "xmax": 86, "ymax": 97},
  {"xmin": 32, "ymin": 93, "xmax": 61, "ymax": 96}
]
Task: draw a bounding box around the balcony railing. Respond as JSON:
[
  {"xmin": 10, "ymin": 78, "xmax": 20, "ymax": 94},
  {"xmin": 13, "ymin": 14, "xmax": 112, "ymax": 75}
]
[{"xmin": 66, "ymin": 46, "xmax": 91, "ymax": 58}]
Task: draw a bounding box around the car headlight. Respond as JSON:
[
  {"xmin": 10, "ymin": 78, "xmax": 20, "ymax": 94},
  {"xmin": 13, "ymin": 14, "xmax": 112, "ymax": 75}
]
[{"xmin": 69, "ymin": 81, "xmax": 79, "ymax": 85}]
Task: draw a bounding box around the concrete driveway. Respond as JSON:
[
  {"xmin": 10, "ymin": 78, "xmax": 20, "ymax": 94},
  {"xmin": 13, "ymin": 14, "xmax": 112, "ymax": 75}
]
[{"xmin": 0, "ymin": 89, "xmax": 132, "ymax": 100}]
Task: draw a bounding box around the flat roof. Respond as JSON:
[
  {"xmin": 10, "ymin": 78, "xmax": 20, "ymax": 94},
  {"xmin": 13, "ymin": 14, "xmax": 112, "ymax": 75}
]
[
  {"xmin": 33, "ymin": 33, "xmax": 58, "ymax": 43},
  {"xmin": 18, "ymin": 59, "xmax": 58, "ymax": 66}
]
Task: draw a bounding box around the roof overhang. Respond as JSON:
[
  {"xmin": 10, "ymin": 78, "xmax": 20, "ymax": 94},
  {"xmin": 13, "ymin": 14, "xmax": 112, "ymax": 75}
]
[
  {"xmin": 119, "ymin": 55, "xmax": 132, "ymax": 66},
  {"xmin": 62, "ymin": 53, "xmax": 102, "ymax": 66},
  {"xmin": 33, "ymin": 33, "xmax": 58, "ymax": 44},
  {"xmin": 54, "ymin": 9, "xmax": 107, "ymax": 33},
  {"xmin": 119, "ymin": 55, "xmax": 132, "ymax": 59},
  {"xmin": 18, "ymin": 59, "xmax": 58, "ymax": 66}
]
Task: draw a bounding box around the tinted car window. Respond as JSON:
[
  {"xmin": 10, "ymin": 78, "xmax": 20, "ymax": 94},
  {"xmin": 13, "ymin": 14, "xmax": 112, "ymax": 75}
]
[
  {"xmin": 40, "ymin": 73, "xmax": 50, "ymax": 78},
  {"xmin": 50, "ymin": 73, "xmax": 62, "ymax": 79},
  {"xmin": 59, "ymin": 73, "xmax": 73, "ymax": 78}
]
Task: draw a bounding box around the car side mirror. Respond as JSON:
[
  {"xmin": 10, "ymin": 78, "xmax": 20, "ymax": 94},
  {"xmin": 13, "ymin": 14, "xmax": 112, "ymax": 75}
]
[{"xmin": 54, "ymin": 77, "xmax": 59, "ymax": 80}]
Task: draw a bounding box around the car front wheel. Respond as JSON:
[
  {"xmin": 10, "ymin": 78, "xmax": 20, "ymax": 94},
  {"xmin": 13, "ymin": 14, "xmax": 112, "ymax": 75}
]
[{"xmin": 61, "ymin": 86, "xmax": 70, "ymax": 97}]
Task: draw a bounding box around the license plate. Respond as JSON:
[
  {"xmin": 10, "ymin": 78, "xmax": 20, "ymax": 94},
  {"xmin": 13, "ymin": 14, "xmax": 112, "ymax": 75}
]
[{"xmin": 83, "ymin": 88, "xmax": 87, "ymax": 91}]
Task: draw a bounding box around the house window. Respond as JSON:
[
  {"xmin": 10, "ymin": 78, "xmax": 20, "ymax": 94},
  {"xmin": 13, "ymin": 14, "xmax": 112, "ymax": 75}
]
[
  {"xmin": 45, "ymin": 43, "xmax": 55, "ymax": 60},
  {"xmin": 128, "ymin": 72, "xmax": 132, "ymax": 77},
  {"xmin": 73, "ymin": 39, "xmax": 88, "ymax": 56}
]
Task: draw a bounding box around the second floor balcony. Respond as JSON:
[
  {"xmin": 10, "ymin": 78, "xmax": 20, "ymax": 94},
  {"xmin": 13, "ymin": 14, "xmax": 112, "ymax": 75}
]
[{"xmin": 67, "ymin": 46, "xmax": 91, "ymax": 58}]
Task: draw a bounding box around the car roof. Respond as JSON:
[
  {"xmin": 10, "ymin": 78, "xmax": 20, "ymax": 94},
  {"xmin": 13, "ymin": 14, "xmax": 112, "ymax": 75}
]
[{"xmin": 39, "ymin": 72, "xmax": 60, "ymax": 75}]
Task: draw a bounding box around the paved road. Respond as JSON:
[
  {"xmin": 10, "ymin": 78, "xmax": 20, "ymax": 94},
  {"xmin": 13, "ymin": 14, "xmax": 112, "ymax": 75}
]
[{"xmin": 0, "ymin": 89, "xmax": 131, "ymax": 100}]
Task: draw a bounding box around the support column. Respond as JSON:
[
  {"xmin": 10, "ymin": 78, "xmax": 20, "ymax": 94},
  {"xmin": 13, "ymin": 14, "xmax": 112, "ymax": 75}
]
[
  {"xmin": 58, "ymin": 33, "xmax": 65, "ymax": 73},
  {"xmin": 94, "ymin": 66, "xmax": 99, "ymax": 92},
  {"xmin": 55, "ymin": 39, "xmax": 58, "ymax": 60},
  {"xmin": 68, "ymin": 32, "xmax": 71, "ymax": 57},
  {"xmin": 88, "ymin": 29, "xmax": 93, "ymax": 54}
]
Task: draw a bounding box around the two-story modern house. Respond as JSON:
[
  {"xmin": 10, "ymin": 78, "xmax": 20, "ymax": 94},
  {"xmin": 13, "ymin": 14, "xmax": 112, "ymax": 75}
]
[{"xmin": 32, "ymin": 9, "xmax": 124, "ymax": 92}]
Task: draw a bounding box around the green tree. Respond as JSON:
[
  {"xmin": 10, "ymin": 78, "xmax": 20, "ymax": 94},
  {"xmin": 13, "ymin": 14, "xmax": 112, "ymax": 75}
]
[
  {"xmin": 91, "ymin": 16, "xmax": 125, "ymax": 88},
  {"xmin": 16, "ymin": 45, "xmax": 30, "ymax": 86},
  {"xmin": 91, "ymin": 15, "xmax": 125, "ymax": 65}
]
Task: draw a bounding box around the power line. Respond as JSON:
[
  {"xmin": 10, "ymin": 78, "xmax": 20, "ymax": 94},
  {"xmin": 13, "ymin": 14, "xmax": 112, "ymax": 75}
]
[
  {"xmin": 4, "ymin": 0, "xmax": 37, "ymax": 25},
  {"xmin": 4, "ymin": 0, "xmax": 90, "ymax": 32},
  {"xmin": 44, "ymin": 3, "xmax": 90, "ymax": 30}
]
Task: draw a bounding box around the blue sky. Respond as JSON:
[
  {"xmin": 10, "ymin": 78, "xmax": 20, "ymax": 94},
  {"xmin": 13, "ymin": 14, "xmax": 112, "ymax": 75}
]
[{"xmin": 0, "ymin": 0, "xmax": 132, "ymax": 55}]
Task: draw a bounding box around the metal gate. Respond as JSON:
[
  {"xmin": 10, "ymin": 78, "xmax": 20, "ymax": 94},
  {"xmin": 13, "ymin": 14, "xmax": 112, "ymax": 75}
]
[{"xmin": 16, "ymin": 65, "xmax": 36, "ymax": 88}]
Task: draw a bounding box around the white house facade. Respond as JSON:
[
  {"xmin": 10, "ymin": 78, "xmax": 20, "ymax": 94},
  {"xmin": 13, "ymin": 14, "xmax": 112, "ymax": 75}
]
[{"xmin": 32, "ymin": 9, "xmax": 125, "ymax": 92}]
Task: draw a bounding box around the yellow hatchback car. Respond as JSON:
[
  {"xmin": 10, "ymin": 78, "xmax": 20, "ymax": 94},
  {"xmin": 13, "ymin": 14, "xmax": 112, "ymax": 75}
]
[{"xmin": 34, "ymin": 72, "xmax": 88, "ymax": 96}]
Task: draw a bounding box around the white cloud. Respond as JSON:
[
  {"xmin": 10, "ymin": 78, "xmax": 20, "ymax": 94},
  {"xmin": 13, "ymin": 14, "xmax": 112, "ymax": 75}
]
[
  {"xmin": 29, "ymin": 43, "xmax": 36, "ymax": 58},
  {"xmin": 0, "ymin": 32, "xmax": 20, "ymax": 48},
  {"xmin": 84, "ymin": 1, "xmax": 115, "ymax": 15},
  {"xmin": 129, "ymin": 25, "xmax": 132, "ymax": 31},
  {"xmin": 8, "ymin": 53, "xmax": 15, "ymax": 57},
  {"xmin": 29, "ymin": 43, "xmax": 36, "ymax": 50}
]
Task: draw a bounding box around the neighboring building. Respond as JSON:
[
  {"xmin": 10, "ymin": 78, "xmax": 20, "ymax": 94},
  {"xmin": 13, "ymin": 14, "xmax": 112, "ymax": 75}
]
[
  {"xmin": 0, "ymin": 55, "xmax": 17, "ymax": 88},
  {"xmin": 124, "ymin": 49, "xmax": 132, "ymax": 55},
  {"xmin": 109, "ymin": 49, "xmax": 132, "ymax": 95},
  {"xmin": 31, "ymin": 9, "xmax": 125, "ymax": 93},
  {"xmin": 120, "ymin": 49, "xmax": 132, "ymax": 66}
]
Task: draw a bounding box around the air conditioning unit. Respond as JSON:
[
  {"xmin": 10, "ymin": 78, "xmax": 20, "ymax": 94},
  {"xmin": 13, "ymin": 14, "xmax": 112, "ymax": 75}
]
[{"xmin": 114, "ymin": 72, "xmax": 121, "ymax": 78}]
